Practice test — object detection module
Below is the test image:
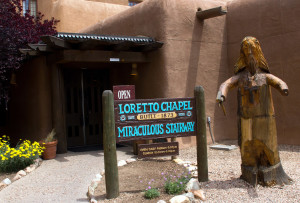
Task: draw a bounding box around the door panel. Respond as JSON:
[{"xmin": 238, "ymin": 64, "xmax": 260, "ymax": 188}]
[
  {"xmin": 84, "ymin": 70, "xmax": 108, "ymax": 145},
  {"xmin": 64, "ymin": 69, "xmax": 108, "ymax": 147}
]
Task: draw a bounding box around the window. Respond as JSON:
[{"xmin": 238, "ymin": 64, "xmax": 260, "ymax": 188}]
[
  {"xmin": 128, "ymin": 0, "xmax": 142, "ymax": 7},
  {"xmin": 22, "ymin": 0, "xmax": 37, "ymax": 17}
]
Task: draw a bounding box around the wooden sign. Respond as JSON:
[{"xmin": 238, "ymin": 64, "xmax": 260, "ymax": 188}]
[
  {"xmin": 138, "ymin": 142, "xmax": 179, "ymax": 158},
  {"xmin": 113, "ymin": 85, "xmax": 135, "ymax": 101},
  {"xmin": 114, "ymin": 98, "xmax": 196, "ymax": 142}
]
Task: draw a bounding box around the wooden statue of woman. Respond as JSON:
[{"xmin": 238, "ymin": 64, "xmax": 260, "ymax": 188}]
[{"xmin": 216, "ymin": 36, "xmax": 293, "ymax": 186}]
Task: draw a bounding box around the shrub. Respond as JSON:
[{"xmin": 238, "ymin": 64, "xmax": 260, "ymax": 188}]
[
  {"xmin": 0, "ymin": 135, "xmax": 44, "ymax": 173},
  {"xmin": 164, "ymin": 170, "xmax": 191, "ymax": 195},
  {"xmin": 144, "ymin": 188, "xmax": 160, "ymax": 199}
]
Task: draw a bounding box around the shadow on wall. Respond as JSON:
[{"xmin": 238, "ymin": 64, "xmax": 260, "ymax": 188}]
[{"xmin": 181, "ymin": 17, "xmax": 204, "ymax": 145}]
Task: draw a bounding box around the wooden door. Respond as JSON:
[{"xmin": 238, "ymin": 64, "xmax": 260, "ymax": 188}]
[
  {"xmin": 83, "ymin": 70, "xmax": 108, "ymax": 145},
  {"xmin": 64, "ymin": 69, "xmax": 108, "ymax": 147}
]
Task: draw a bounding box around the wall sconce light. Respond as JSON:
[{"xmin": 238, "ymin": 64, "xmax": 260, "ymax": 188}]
[
  {"xmin": 10, "ymin": 72, "xmax": 17, "ymax": 85},
  {"xmin": 131, "ymin": 63, "xmax": 138, "ymax": 76}
]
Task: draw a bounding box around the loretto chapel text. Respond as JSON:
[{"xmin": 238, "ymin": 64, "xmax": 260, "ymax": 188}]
[{"xmin": 114, "ymin": 99, "xmax": 196, "ymax": 141}]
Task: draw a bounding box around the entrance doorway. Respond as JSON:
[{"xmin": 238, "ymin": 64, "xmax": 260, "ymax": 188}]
[{"xmin": 63, "ymin": 69, "xmax": 109, "ymax": 147}]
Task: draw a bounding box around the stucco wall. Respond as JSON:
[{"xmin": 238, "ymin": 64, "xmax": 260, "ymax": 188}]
[
  {"xmin": 37, "ymin": 0, "xmax": 129, "ymax": 32},
  {"xmin": 83, "ymin": 0, "xmax": 230, "ymax": 147},
  {"xmin": 8, "ymin": 57, "xmax": 53, "ymax": 144},
  {"xmin": 226, "ymin": 0, "xmax": 300, "ymax": 145}
]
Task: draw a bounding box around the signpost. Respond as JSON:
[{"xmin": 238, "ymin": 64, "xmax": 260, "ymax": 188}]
[
  {"xmin": 114, "ymin": 98, "xmax": 196, "ymax": 142},
  {"xmin": 102, "ymin": 86, "xmax": 208, "ymax": 199}
]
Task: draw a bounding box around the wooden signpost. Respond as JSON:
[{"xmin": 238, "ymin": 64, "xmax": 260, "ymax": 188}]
[
  {"xmin": 102, "ymin": 86, "xmax": 208, "ymax": 199},
  {"xmin": 114, "ymin": 98, "xmax": 196, "ymax": 142}
]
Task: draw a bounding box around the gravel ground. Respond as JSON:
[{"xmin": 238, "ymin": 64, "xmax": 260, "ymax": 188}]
[
  {"xmin": 0, "ymin": 146, "xmax": 134, "ymax": 203},
  {"xmin": 0, "ymin": 141, "xmax": 299, "ymax": 203},
  {"xmin": 178, "ymin": 140, "xmax": 300, "ymax": 203}
]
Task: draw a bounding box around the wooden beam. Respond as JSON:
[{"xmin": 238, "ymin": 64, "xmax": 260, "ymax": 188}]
[
  {"xmin": 196, "ymin": 6, "xmax": 227, "ymax": 20},
  {"xmin": 58, "ymin": 50, "xmax": 149, "ymax": 63},
  {"xmin": 19, "ymin": 48, "xmax": 39, "ymax": 56},
  {"xmin": 113, "ymin": 41, "xmax": 135, "ymax": 51},
  {"xmin": 28, "ymin": 44, "xmax": 54, "ymax": 52},
  {"xmin": 40, "ymin": 36, "xmax": 72, "ymax": 49}
]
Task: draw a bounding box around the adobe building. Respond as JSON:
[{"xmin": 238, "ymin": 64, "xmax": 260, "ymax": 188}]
[{"xmin": 3, "ymin": 0, "xmax": 300, "ymax": 153}]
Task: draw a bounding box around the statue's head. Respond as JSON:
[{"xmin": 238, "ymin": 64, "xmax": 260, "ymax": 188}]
[{"xmin": 234, "ymin": 36, "xmax": 269, "ymax": 75}]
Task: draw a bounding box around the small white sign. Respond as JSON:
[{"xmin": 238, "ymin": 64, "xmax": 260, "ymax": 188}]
[{"xmin": 110, "ymin": 58, "xmax": 120, "ymax": 62}]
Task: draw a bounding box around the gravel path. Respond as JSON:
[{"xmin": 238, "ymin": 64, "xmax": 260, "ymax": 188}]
[
  {"xmin": 179, "ymin": 140, "xmax": 300, "ymax": 203},
  {"xmin": 0, "ymin": 146, "xmax": 134, "ymax": 203}
]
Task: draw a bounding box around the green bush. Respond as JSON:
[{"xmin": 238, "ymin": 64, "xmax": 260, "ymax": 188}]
[
  {"xmin": 164, "ymin": 172, "xmax": 191, "ymax": 195},
  {"xmin": 144, "ymin": 188, "xmax": 160, "ymax": 199},
  {"xmin": 0, "ymin": 135, "xmax": 44, "ymax": 173}
]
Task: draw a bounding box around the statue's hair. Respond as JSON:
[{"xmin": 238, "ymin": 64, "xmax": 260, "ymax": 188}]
[{"xmin": 234, "ymin": 36, "xmax": 270, "ymax": 74}]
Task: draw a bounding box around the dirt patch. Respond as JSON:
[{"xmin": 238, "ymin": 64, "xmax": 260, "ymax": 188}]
[{"xmin": 95, "ymin": 159, "xmax": 191, "ymax": 202}]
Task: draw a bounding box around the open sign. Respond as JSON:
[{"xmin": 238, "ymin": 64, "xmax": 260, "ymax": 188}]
[{"xmin": 113, "ymin": 85, "xmax": 135, "ymax": 101}]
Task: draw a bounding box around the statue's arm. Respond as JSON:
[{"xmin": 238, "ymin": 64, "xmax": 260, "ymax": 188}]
[
  {"xmin": 266, "ymin": 74, "xmax": 289, "ymax": 96},
  {"xmin": 216, "ymin": 75, "xmax": 240, "ymax": 102}
]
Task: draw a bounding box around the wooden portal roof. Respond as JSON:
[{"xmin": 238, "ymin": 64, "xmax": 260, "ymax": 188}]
[{"xmin": 20, "ymin": 32, "xmax": 163, "ymax": 56}]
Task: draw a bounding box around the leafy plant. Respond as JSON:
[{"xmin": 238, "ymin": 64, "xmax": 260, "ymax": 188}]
[
  {"xmin": 44, "ymin": 129, "xmax": 56, "ymax": 143},
  {"xmin": 0, "ymin": 0, "xmax": 58, "ymax": 101},
  {"xmin": 163, "ymin": 170, "xmax": 191, "ymax": 195},
  {"xmin": 0, "ymin": 135, "xmax": 44, "ymax": 172},
  {"xmin": 144, "ymin": 188, "xmax": 160, "ymax": 199}
]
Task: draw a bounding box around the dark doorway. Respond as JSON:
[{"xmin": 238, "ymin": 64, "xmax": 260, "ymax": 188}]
[{"xmin": 63, "ymin": 69, "xmax": 109, "ymax": 147}]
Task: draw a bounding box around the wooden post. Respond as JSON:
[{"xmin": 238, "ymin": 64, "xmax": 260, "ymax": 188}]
[
  {"xmin": 102, "ymin": 90, "xmax": 119, "ymax": 199},
  {"xmin": 51, "ymin": 64, "xmax": 67, "ymax": 153},
  {"xmin": 194, "ymin": 86, "xmax": 208, "ymax": 182}
]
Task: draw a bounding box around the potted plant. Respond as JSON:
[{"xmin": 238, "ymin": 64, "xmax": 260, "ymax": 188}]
[{"xmin": 41, "ymin": 129, "xmax": 58, "ymax": 160}]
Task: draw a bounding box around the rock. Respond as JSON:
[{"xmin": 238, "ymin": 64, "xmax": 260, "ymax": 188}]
[
  {"xmin": 126, "ymin": 158, "xmax": 137, "ymax": 163},
  {"xmin": 191, "ymin": 171, "xmax": 198, "ymax": 178},
  {"xmin": 95, "ymin": 174, "xmax": 102, "ymax": 181},
  {"xmin": 90, "ymin": 180, "xmax": 100, "ymax": 190},
  {"xmin": 100, "ymin": 169, "xmax": 105, "ymax": 176},
  {"xmin": 0, "ymin": 183, "xmax": 7, "ymax": 190},
  {"xmin": 185, "ymin": 178, "xmax": 201, "ymax": 192},
  {"xmin": 13, "ymin": 174, "xmax": 22, "ymax": 181},
  {"xmin": 117, "ymin": 160, "xmax": 127, "ymax": 167},
  {"xmin": 157, "ymin": 200, "xmax": 167, "ymax": 203},
  {"xmin": 2, "ymin": 178, "xmax": 11, "ymax": 185},
  {"xmin": 191, "ymin": 189, "xmax": 206, "ymax": 201},
  {"xmin": 25, "ymin": 164, "xmax": 36, "ymax": 173},
  {"xmin": 173, "ymin": 159, "xmax": 184, "ymax": 165},
  {"xmin": 182, "ymin": 192, "xmax": 195, "ymax": 201},
  {"xmin": 17, "ymin": 170, "xmax": 27, "ymax": 177},
  {"xmin": 34, "ymin": 158, "xmax": 42, "ymax": 166},
  {"xmin": 187, "ymin": 165, "xmax": 198, "ymax": 172},
  {"xmin": 90, "ymin": 198, "xmax": 97, "ymax": 203},
  {"xmin": 169, "ymin": 195, "xmax": 190, "ymax": 203},
  {"xmin": 88, "ymin": 185, "xmax": 95, "ymax": 196}
]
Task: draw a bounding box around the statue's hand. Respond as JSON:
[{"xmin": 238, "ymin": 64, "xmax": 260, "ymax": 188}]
[
  {"xmin": 282, "ymin": 89, "xmax": 289, "ymax": 96},
  {"xmin": 216, "ymin": 91, "xmax": 225, "ymax": 103}
]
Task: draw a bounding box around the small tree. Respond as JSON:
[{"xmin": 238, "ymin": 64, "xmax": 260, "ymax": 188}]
[{"xmin": 0, "ymin": 0, "xmax": 58, "ymax": 102}]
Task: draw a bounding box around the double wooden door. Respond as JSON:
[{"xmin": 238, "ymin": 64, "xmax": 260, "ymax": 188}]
[{"xmin": 64, "ymin": 69, "xmax": 109, "ymax": 147}]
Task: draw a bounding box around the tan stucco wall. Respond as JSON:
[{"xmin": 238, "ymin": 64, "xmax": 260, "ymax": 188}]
[
  {"xmin": 37, "ymin": 0, "xmax": 129, "ymax": 32},
  {"xmin": 83, "ymin": 0, "xmax": 300, "ymax": 146},
  {"xmin": 226, "ymin": 0, "xmax": 300, "ymax": 145},
  {"xmin": 8, "ymin": 57, "xmax": 53, "ymax": 144},
  {"xmin": 83, "ymin": 0, "xmax": 230, "ymax": 147}
]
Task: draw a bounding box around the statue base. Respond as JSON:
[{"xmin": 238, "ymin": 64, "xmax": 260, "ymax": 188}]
[{"xmin": 241, "ymin": 162, "xmax": 293, "ymax": 187}]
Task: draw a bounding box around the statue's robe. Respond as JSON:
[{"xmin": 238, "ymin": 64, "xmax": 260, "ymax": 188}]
[{"xmin": 218, "ymin": 70, "xmax": 292, "ymax": 186}]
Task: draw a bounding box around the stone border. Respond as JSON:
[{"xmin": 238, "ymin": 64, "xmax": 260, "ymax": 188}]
[
  {"xmin": 86, "ymin": 158, "xmax": 205, "ymax": 203},
  {"xmin": 0, "ymin": 158, "xmax": 43, "ymax": 191}
]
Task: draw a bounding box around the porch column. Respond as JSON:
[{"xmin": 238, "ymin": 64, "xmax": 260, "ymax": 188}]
[{"xmin": 51, "ymin": 63, "xmax": 67, "ymax": 153}]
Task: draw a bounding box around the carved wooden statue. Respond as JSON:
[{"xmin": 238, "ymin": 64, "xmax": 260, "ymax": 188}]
[{"xmin": 216, "ymin": 36, "xmax": 293, "ymax": 186}]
